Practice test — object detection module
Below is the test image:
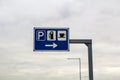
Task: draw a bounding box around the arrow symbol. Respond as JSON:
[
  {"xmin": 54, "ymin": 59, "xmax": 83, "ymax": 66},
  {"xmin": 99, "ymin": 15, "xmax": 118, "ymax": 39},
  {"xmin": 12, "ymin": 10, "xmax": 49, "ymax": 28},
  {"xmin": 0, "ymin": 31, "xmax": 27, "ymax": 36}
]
[{"xmin": 45, "ymin": 42, "xmax": 58, "ymax": 48}]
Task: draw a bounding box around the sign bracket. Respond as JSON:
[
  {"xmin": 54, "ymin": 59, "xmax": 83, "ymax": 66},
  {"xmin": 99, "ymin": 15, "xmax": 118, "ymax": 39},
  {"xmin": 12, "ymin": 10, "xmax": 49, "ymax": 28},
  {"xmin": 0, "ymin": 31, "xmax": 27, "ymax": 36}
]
[{"xmin": 69, "ymin": 39, "xmax": 93, "ymax": 80}]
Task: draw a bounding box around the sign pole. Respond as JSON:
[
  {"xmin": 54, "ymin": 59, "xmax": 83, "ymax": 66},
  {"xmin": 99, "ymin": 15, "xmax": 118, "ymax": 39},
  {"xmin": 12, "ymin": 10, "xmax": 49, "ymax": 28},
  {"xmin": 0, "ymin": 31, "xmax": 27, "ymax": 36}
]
[
  {"xmin": 69, "ymin": 39, "xmax": 93, "ymax": 80},
  {"xmin": 67, "ymin": 58, "xmax": 81, "ymax": 80}
]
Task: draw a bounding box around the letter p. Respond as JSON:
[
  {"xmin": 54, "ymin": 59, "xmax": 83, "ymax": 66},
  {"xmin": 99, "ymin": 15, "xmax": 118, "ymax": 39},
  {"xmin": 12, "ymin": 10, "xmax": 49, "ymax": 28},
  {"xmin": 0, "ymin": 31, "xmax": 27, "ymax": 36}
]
[{"xmin": 36, "ymin": 31, "xmax": 45, "ymax": 41}]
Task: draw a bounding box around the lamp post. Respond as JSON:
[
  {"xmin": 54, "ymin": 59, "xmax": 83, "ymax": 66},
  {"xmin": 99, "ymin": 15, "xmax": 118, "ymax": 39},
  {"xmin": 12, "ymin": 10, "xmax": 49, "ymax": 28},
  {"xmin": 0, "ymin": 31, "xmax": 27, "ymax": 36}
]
[{"xmin": 67, "ymin": 58, "xmax": 81, "ymax": 80}]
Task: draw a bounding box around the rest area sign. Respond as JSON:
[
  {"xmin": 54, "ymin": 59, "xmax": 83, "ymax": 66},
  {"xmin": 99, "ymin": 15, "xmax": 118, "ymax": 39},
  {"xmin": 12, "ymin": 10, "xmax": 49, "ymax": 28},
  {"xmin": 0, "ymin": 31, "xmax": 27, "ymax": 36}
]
[{"xmin": 34, "ymin": 27, "xmax": 69, "ymax": 51}]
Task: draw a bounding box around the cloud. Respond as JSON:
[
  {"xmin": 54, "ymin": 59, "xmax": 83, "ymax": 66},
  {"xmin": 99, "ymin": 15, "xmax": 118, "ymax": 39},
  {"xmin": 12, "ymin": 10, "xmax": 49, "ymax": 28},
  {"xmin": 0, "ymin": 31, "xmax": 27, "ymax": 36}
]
[{"xmin": 0, "ymin": 0, "xmax": 120, "ymax": 80}]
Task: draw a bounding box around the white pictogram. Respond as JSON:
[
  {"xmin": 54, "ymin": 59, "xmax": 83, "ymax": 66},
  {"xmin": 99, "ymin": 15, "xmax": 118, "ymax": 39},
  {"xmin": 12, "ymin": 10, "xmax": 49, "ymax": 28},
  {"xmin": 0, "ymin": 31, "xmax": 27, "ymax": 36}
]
[
  {"xmin": 58, "ymin": 31, "xmax": 66, "ymax": 41},
  {"xmin": 36, "ymin": 30, "xmax": 45, "ymax": 41},
  {"xmin": 45, "ymin": 42, "xmax": 58, "ymax": 48},
  {"xmin": 47, "ymin": 31, "xmax": 56, "ymax": 41}
]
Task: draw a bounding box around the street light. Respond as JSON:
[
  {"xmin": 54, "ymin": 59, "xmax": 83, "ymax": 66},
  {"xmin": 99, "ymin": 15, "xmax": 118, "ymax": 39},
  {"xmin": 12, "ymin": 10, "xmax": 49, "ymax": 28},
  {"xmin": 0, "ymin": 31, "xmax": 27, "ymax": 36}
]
[{"xmin": 67, "ymin": 58, "xmax": 81, "ymax": 80}]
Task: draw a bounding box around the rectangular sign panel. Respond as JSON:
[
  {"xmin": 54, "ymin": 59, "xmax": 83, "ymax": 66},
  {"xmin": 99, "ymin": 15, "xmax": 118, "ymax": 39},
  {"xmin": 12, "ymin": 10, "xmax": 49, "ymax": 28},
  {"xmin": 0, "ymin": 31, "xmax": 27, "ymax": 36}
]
[{"xmin": 34, "ymin": 27, "xmax": 69, "ymax": 51}]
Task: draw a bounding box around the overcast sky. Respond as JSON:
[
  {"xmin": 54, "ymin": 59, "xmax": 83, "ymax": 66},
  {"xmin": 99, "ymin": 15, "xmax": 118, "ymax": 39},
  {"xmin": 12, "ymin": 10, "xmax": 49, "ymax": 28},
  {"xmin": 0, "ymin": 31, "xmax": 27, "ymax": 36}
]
[{"xmin": 0, "ymin": 0, "xmax": 120, "ymax": 80}]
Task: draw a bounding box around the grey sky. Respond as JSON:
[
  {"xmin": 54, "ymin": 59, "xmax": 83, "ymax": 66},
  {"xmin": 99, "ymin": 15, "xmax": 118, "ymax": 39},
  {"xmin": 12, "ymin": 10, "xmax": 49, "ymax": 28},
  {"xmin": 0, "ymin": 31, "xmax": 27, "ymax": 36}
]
[{"xmin": 0, "ymin": 0, "xmax": 120, "ymax": 80}]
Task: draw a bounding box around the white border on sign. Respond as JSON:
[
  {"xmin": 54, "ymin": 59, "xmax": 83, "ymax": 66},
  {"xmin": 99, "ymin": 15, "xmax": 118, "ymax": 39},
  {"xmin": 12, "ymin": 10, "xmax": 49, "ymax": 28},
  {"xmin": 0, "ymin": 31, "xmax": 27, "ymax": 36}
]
[{"xmin": 33, "ymin": 27, "xmax": 69, "ymax": 52}]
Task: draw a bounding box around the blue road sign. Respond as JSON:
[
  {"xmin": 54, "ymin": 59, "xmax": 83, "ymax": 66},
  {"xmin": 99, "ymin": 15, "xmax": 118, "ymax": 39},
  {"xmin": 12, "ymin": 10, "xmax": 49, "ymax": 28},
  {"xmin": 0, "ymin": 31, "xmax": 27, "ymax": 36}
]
[{"xmin": 34, "ymin": 27, "xmax": 69, "ymax": 51}]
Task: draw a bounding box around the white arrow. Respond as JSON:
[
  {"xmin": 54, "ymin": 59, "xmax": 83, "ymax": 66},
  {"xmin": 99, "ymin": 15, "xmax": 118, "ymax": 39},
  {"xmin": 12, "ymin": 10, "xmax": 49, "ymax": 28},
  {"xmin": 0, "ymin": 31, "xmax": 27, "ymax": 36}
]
[{"xmin": 45, "ymin": 42, "xmax": 58, "ymax": 48}]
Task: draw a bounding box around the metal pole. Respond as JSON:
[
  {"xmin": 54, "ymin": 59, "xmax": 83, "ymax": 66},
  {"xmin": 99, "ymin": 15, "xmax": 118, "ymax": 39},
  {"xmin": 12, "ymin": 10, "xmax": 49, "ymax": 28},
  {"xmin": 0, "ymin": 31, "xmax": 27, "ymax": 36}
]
[
  {"xmin": 69, "ymin": 39, "xmax": 93, "ymax": 80},
  {"xmin": 79, "ymin": 58, "xmax": 81, "ymax": 80},
  {"xmin": 67, "ymin": 58, "xmax": 81, "ymax": 80},
  {"xmin": 85, "ymin": 43, "xmax": 93, "ymax": 80}
]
